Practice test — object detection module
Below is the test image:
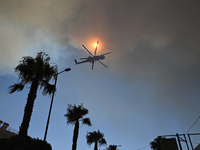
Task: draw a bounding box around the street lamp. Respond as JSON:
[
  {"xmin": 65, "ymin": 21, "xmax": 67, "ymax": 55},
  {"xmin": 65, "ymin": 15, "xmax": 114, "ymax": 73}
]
[{"xmin": 43, "ymin": 68, "xmax": 71, "ymax": 149}]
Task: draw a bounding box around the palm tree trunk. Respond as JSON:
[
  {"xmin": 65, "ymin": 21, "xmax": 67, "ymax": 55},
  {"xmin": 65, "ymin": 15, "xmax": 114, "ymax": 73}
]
[
  {"xmin": 94, "ymin": 141, "xmax": 98, "ymax": 150},
  {"xmin": 19, "ymin": 79, "xmax": 39, "ymax": 138},
  {"xmin": 72, "ymin": 121, "xmax": 79, "ymax": 150}
]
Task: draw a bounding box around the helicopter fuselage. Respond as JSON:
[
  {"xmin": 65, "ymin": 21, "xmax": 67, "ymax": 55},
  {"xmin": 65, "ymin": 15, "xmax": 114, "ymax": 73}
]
[
  {"xmin": 77, "ymin": 55, "xmax": 105, "ymax": 64},
  {"xmin": 90, "ymin": 55, "xmax": 105, "ymax": 61}
]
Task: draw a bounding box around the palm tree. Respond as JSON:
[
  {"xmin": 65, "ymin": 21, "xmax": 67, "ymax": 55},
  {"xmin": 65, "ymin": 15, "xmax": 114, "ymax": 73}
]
[
  {"xmin": 64, "ymin": 104, "xmax": 92, "ymax": 150},
  {"xmin": 8, "ymin": 52, "xmax": 57, "ymax": 139},
  {"xmin": 86, "ymin": 130, "xmax": 107, "ymax": 150},
  {"xmin": 106, "ymin": 145, "xmax": 121, "ymax": 150}
]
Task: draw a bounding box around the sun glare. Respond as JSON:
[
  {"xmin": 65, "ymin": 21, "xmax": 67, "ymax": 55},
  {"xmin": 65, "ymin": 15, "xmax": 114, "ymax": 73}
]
[
  {"xmin": 94, "ymin": 43, "xmax": 98, "ymax": 48},
  {"xmin": 86, "ymin": 40, "xmax": 103, "ymax": 53}
]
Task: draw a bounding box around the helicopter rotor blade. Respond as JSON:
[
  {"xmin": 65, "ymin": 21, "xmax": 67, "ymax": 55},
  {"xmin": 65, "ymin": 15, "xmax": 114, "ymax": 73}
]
[
  {"xmin": 101, "ymin": 52, "xmax": 111, "ymax": 56},
  {"xmin": 92, "ymin": 61, "xmax": 94, "ymax": 70},
  {"xmin": 80, "ymin": 58, "xmax": 88, "ymax": 60},
  {"xmin": 82, "ymin": 45, "xmax": 93, "ymax": 56},
  {"xmin": 94, "ymin": 41, "xmax": 99, "ymax": 55},
  {"xmin": 98, "ymin": 60, "xmax": 108, "ymax": 68}
]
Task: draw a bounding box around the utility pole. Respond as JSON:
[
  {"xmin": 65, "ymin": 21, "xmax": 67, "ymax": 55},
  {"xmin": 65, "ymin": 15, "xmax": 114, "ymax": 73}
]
[
  {"xmin": 183, "ymin": 134, "xmax": 190, "ymax": 150},
  {"xmin": 176, "ymin": 133, "xmax": 183, "ymax": 150},
  {"xmin": 188, "ymin": 134, "xmax": 194, "ymax": 150},
  {"xmin": 187, "ymin": 133, "xmax": 200, "ymax": 150},
  {"xmin": 158, "ymin": 133, "xmax": 200, "ymax": 150}
]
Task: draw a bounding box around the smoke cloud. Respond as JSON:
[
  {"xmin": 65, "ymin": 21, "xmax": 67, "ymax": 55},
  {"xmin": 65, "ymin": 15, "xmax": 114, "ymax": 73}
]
[{"xmin": 1, "ymin": 1, "xmax": 200, "ymax": 149}]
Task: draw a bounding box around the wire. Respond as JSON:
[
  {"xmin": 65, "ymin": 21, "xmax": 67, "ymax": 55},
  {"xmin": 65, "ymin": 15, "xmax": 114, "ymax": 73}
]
[
  {"xmin": 137, "ymin": 145, "xmax": 150, "ymax": 150},
  {"xmin": 191, "ymin": 141, "xmax": 200, "ymax": 145},
  {"xmin": 187, "ymin": 115, "xmax": 200, "ymax": 133}
]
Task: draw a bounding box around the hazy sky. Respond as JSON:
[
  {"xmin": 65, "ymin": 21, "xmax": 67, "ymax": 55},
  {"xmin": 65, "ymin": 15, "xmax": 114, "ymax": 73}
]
[{"xmin": 1, "ymin": 0, "xmax": 200, "ymax": 150}]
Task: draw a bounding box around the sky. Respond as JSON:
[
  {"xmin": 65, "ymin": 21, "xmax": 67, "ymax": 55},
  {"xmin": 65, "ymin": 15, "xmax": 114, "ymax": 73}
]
[{"xmin": 1, "ymin": 0, "xmax": 200, "ymax": 150}]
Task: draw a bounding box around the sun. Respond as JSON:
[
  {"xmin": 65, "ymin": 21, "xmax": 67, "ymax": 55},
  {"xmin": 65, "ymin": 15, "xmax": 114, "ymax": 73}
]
[{"xmin": 93, "ymin": 42, "xmax": 98, "ymax": 48}]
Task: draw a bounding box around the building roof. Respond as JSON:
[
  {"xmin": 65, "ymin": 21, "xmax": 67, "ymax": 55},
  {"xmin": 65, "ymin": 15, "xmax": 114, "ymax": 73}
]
[{"xmin": 0, "ymin": 120, "xmax": 18, "ymax": 139}]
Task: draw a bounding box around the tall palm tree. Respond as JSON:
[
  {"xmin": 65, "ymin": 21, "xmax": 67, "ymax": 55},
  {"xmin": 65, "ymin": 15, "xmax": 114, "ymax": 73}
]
[
  {"xmin": 64, "ymin": 104, "xmax": 92, "ymax": 150},
  {"xmin": 86, "ymin": 130, "xmax": 107, "ymax": 150},
  {"xmin": 8, "ymin": 52, "xmax": 57, "ymax": 139}
]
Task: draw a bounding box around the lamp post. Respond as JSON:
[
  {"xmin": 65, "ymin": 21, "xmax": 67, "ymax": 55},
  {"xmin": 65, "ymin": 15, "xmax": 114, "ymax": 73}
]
[{"xmin": 43, "ymin": 68, "xmax": 71, "ymax": 149}]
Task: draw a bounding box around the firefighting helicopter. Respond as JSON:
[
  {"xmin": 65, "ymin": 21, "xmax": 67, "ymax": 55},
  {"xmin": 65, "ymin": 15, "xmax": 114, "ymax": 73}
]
[{"xmin": 74, "ymin": 41, "xmax": 111, "ymax": 70}]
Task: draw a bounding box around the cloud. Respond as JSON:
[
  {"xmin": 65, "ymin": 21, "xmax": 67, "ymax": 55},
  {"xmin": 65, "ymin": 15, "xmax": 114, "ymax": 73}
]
[
  {"xmin": 1, "ymin": 0, "xmax": 200, "ymax": 112},
  {"xmin": 66, "ymin": 0, "xmax": 200, "ymax": 81},
  {"xmin": 0, "ymin": 0, "xmax": 84, "ymax": 74},
  {"xmin": 1, "ymin": 0, "xmax": 200, "ymax": 74},
  {"xmin": 1, "ymin": 1, "xmax": 200, "ymax": 149}
]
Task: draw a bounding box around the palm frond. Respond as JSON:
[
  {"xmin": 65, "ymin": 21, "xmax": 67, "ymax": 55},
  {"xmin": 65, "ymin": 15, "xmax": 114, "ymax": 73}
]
[
  {"xmin": 15, "ymin": 52, "xmax": 58, "ymax": 85},
  {"xmin": 82, "ymin": 118, "xmax": 92, "ymax": 126},
  {"xmin": 8, "ymin": 83, "xmax": 24, "ymax": 94},
  {"xmin": 15, "ymin": 56, "xmax": 35, "ymax": 82},
  {"xmin": 86, "ymin": 130, "xmax": 106, "ymax": 146},
  {"xmin": 86, "ymin": 132, "xmax": 96, "ymax": 145},
  {"xmin": 42, "ymin": 64, "xmax": 58, "ymax": 81},
  {"xmin": 99, "ymin": 138, "xmax": 107, "ymax": 146},
  {"xmin": 64, "ymin": 104, "xmax": 90, "ymax": 125},
  {"xmin": 106, "ymin": 145, "xmax": 118, "ymax": 150},
  {"xmin": 42, "ymin": 83, "xmax": 56, "ymax": 95}
]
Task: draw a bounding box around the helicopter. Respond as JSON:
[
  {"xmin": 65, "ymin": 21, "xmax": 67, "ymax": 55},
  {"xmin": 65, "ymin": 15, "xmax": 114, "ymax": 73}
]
[{"xmin": 74, "ymin": 41, "xmax": 111, "ymax": 70}]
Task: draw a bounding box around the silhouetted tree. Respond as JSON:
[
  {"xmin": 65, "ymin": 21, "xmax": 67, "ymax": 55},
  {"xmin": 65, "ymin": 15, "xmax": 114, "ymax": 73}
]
[
  {"xmin": 0, "ymin": 135, "xmax": 52, "ymax": 150},
  {"xmin": 105, "ymin": 145, "xmax": 121, "ymax": 150},
  {"xmin": 150, "ymin": 136, "xmax": 164, "ymax": 150},
  {"xmin": 86, "ymin": 130, "xmax": 107, "ymax": 150},
  {"xmin": 64, "ymin": 104, "xmax": 92, "ymax": 150},
  {"xmin": 8, "ymin": 52, "xmax": 57, "ymax": 139}
]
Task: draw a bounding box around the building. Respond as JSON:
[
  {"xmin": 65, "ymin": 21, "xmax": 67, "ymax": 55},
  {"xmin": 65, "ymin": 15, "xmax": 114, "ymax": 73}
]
[
  {"xmin": 195, "ymin": 144, "xmax": 200, "ymax": 150},
  {"xmin": 0, "ymin": 120, "xmax": 18, "ymax": 139},
  {"xmin": 160, "ymin": 138, "xmax": 178, "ymax": 150}
]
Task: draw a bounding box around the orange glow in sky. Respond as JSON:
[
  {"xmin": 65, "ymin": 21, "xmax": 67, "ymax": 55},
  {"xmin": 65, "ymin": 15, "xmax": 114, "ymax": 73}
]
[
  {"xmin": 83, "ymin": 39, "xmax": 104, "ymax": 54},
  {"xmin": 93, "ymin": 42, "xmax": 98, "ymax": 48}
]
